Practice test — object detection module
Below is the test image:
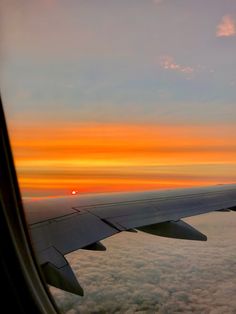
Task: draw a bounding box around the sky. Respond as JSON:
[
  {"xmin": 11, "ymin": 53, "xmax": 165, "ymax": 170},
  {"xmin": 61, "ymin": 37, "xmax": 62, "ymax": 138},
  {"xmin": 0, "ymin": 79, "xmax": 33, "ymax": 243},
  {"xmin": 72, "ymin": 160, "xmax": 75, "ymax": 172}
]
[
  {"xmin": 1, "ymin": 1, "xmax": 236, "ymax": 313},
  {"xmin": 1, "ymin": 0, "xmax": 236, "ymax": 196}
]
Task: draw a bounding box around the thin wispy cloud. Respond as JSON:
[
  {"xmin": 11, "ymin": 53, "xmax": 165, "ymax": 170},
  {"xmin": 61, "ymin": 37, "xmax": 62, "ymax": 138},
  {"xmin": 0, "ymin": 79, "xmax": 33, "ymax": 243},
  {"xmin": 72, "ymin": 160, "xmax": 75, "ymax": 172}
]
[
  {"xmin": 217, "ymin": 15, "xmax": 236, "ymax": 37},
  {"xmin": 160, "ymin": 56, "xmax": 194, "ymax": 74}
]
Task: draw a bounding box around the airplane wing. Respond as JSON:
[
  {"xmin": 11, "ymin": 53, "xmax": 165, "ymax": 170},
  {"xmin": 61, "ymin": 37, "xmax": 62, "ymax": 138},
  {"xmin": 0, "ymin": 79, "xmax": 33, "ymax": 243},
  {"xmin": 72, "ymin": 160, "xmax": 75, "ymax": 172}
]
[{"xmin": 24, "ymin": 184, "xmax": 236, "ymax": 296}]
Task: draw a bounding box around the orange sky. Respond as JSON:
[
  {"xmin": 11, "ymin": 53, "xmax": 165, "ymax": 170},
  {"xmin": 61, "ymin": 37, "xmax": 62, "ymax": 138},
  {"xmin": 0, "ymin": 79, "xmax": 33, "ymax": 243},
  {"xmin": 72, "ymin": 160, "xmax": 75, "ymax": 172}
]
[
  {"xmin": 2, "ymin": 2, "xmax": 236, "ymax": 197},
  {"xmin": 8, "ymin": 122, "xmax": 236, "ymax": 197}
]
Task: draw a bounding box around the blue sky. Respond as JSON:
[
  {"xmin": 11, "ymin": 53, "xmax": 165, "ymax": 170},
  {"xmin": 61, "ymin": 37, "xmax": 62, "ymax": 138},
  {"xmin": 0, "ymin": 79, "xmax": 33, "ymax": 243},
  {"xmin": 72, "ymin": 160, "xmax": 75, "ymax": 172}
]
[{"xmin": 1, "ymin": 0, "xmax": 236, "ymax": 125}]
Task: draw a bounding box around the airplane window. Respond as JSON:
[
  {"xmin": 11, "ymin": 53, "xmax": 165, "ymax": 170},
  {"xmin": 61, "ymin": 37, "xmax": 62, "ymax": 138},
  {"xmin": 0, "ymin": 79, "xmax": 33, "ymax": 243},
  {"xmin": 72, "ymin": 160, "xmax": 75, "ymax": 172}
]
[{"xmin": 1, "ymin": 1, "xmax": 236, "ymax": 313}]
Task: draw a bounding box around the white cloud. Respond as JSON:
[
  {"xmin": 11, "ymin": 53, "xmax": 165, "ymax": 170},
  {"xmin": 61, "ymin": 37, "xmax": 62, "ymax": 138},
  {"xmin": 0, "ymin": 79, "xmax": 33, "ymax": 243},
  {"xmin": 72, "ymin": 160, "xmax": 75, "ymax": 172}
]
[
  {"xmin": 160, "ymin": 56, "xmax": 194, "ymax": 75},
  {"xmin": 216, "ymin": 15, "xmax": 236, "ymax": 37}
]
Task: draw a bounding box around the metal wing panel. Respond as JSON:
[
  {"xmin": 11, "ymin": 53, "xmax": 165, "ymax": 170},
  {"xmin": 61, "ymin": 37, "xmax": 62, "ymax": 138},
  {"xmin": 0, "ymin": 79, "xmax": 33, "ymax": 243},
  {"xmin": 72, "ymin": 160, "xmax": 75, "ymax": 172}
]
[
  {"xmin": 30, "ymin": 210, "xmax": 118, "ymax": 263},
  {"xmin": 26, "ymin": 184, "xmax": 236, "ymax": 264},
  {"xmin": 83, "ymin": 187, "xmax": 236, "ymax": 230},
  {"xmin": 24, "ymin": 184, "xmax": 236, "ymax": 296}
]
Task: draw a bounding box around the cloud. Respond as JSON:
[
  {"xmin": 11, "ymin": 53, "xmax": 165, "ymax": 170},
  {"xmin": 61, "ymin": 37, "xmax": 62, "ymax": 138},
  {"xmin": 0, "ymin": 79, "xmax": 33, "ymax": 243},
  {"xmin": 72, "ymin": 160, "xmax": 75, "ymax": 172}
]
[
  {"xmin": 49, "ymin": 212, "xmax": 236, "ymax": 313},
  {"xmin": 216, "ymin": 15, "xmax": 236, "ymax": 37},
  {"xmin": 160, "ymin": 56, "xmax": 194, "ymax": 75}
]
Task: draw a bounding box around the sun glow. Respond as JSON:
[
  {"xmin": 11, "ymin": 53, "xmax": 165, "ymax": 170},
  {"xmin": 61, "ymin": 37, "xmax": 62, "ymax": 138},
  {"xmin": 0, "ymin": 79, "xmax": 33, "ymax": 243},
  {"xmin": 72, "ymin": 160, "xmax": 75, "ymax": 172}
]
[{"xmin": 7, "ymin": 122, "xmax": 236, "ymax": 197}]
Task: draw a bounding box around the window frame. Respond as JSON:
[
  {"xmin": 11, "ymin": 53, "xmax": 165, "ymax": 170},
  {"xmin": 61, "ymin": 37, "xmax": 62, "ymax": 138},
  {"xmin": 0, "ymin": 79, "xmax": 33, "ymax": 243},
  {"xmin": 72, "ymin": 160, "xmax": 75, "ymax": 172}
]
[{"xmin": 0, "ymin": 95, "xmax": 59, "ymax": 314}]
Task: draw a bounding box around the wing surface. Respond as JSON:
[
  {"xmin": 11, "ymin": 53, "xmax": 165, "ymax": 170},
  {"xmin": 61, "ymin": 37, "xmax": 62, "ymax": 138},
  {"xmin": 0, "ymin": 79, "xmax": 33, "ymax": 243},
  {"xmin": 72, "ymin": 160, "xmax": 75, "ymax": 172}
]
[{"xmin": 24, "ymin": 184, "xmax": 236, "ymax": 295}]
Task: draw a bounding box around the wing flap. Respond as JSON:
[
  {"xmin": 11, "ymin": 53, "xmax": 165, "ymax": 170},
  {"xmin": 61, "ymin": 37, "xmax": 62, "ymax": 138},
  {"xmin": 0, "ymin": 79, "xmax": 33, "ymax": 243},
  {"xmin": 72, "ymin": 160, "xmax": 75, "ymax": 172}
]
[
  {"xmin": 42, "ymin": 262, "xmax": 84, "ymax": 296},
  {"xmin": 30, "ymin": 210, "xmax": 118, "ymax": 258}
]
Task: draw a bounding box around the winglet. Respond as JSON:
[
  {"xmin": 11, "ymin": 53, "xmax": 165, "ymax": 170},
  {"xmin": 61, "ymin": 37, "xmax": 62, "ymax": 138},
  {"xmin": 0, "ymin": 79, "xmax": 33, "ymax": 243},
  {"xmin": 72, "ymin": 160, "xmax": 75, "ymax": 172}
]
[{"xmin": 137, "ymin": 220, "xmax": 207, "ymax": 241}]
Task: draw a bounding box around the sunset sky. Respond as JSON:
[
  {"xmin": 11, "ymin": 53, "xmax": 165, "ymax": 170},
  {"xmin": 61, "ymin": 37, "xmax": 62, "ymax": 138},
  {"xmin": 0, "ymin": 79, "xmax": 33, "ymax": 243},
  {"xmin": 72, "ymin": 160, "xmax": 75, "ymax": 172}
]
[{"xmin": 1, "ymin": 0, "xmax": 236, "ymax": 196}]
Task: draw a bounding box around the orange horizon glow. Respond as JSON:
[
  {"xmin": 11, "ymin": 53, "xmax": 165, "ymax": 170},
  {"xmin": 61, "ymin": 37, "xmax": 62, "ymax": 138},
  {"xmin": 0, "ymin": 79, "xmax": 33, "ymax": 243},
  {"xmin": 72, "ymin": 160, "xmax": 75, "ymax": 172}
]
[{"xmin": 8, "ymin": 122, "xmax": 236, "ymax": 197}]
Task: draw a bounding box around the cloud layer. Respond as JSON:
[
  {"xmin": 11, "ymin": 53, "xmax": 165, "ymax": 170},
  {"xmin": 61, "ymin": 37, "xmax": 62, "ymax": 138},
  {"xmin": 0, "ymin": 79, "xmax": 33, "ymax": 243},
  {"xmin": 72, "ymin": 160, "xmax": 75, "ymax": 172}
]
[{"xmin": 50, "ymin": 212, "xmax": 236, "ymax": 313}]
